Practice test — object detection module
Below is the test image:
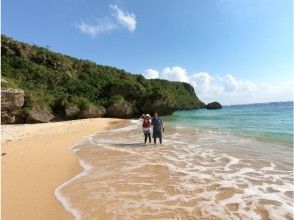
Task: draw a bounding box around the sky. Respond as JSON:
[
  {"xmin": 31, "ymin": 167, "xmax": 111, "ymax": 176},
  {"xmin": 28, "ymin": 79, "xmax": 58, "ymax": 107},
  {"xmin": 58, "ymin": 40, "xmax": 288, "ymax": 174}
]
[{"xmin": 2, "ymin": 0, "xmax": 293, "ymax": 105}]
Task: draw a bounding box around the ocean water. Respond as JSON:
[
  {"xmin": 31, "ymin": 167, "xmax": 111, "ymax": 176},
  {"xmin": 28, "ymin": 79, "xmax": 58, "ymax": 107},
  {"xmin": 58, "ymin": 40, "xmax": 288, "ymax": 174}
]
[
  {"xmin": 165, "ymin": 102, "xmax": 293, "ymax": 146},
  {"xmin": 55, "ymin": 102, "xmax": 294, "ymax": 220}
]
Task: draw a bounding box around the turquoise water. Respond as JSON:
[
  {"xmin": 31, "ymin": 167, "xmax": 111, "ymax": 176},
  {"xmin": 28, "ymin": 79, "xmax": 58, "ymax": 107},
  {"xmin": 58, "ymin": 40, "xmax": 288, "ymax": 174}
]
[
  {"xmin": 164, "ymin": 101, "xmax": 293, "ymax": 146},
  {"xmin": 57, "ymin": 103, "xmax": 294, "ymax": 219}
]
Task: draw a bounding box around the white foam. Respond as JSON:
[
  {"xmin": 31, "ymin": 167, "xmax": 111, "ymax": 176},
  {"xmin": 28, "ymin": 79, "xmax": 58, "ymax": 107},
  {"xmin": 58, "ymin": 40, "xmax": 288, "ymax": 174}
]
[
  {"xmin": 260, "ymin": 162, "xmax": 276, "ymax": 171},
  {"xmin": 55, "ymin": 146, "xmax": 94, "ymax": 220},
  {"xmin": 68, "ymin": 136, "xmax": 91, "ymax": 150},
  {"xmin": 130, "ymin": 119, "xmax": 140, "ymax": 124},
  {"xmin": 54, "ymin": 121, "xmax": 294, "ymax": 219},
  {"xmin": 54, "ymin": 186, "xmax": 81, "ymax": 220},
  {"xmin": 223, "ymin": 154, "xmax": 240, "ymax": 171}
]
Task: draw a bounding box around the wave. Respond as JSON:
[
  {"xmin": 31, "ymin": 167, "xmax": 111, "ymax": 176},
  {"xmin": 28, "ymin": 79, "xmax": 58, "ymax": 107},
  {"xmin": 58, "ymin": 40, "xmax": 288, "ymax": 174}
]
[{"xmin": 55, "ymin": 120, "xmax": 293, "ymax": 220}]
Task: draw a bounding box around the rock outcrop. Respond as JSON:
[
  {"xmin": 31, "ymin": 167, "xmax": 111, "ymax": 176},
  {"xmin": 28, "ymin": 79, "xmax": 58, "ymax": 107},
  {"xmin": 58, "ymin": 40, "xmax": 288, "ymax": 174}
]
[
  {"xmin": 106, "ymin": 96, "xmax": 134, "ymax": 118},
  {"xmin": 26, "ymin": 107, "xmax": 54, "ymax": 123},
  {"xmin": 140, "ymin": 97, "xmax": 175, "ymax": 116},
  {"xmin": 65, "ymin": 105, "xmax": 106, "ymax": 119},
  {"xmin": 1, "ymin": 89, "xmax": 24, "ymax": 124},
  {"xmin": 65, "ymin": 105, "xmax": 81, "ymax": 119},
  {"xmin": 80, "ymin": 105, "xmax": 106, "ymax": 118},
  {"xmin": 206, "ymin": 102, "xmax": 222, "ymax": 110}
]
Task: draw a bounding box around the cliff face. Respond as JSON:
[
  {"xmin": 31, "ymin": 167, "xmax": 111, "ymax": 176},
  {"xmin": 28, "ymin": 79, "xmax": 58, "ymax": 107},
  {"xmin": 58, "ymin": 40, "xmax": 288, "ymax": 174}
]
[
  {"xmin": 1, "ymin": 89, "xmax": 24, "ymax": 124},
  {"xmin": 1, "ymin": 35, "xmax": 205, "ymax": 123}
]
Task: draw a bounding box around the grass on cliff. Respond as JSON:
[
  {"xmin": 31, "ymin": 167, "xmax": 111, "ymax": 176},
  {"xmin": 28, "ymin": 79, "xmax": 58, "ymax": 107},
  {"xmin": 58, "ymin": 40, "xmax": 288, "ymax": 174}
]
[{"xmin": 1, "ymin": 35, "xmax": 205, "ymax": 117}]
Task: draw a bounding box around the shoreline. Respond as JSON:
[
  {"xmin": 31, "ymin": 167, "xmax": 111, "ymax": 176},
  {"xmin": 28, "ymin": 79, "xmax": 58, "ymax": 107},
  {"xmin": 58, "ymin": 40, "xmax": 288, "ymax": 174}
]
[
  {"xmin": 1, "ymin": 118, "xmax": 125, "ymax": 220},
  {"xmin": 46, "ymin": 118, "xmax": 294, "ymax": 219}
]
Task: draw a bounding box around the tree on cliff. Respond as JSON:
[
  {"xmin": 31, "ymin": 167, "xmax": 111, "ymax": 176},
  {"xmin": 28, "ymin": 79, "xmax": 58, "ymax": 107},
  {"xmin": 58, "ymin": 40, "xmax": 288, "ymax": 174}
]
[{"xmin": 1, "ymin": 35, "xmax": 205, "ymax": 123}]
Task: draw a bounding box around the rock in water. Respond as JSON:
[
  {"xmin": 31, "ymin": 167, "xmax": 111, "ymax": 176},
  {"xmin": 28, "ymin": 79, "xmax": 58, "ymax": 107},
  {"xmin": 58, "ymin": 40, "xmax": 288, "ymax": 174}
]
[
  {"xmin": 206, "ymin": 102, "xmax": 222, "ymax": 110},
  {"xmin": 1, "ymin": 89, "xmax": 24, "ymax": 124}
]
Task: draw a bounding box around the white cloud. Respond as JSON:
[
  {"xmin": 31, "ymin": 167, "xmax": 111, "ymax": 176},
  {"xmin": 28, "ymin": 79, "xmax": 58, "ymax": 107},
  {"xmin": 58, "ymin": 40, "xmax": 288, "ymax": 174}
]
[
  {"xmin": 190, "ymin": 72, "xmax": 214, "ymax": 94},
  {"xmin": 76, "ymin": 5, "xmax": 136, "ymax": 37},
  {"xmin": 76, "ymin": 19, "xmax": 115, "ymax": 38},
  {"xmin": 110, "ymin": 5, "xmax": 136, "ymax": 32},
  {"xmin": 218, "ymin": 74, "xmax": 259, "ymax": 94},
  {"xmin": 143, "ymin": 69, "xmax": 159, "ymax": 79},
  {"xmin": 162, "ymin": 66, "xmax": 189, "ymax": 82},
  {"xmin": 143, "ymin": 66, "xmax": 294, "ymax": 105},
  {"xmin": 220, "ymin": 74, "xmax": 238, "ymax": 92},
  {"xmin": 190, "ymin": 72, "xmax": 224, "ymax": 101}
]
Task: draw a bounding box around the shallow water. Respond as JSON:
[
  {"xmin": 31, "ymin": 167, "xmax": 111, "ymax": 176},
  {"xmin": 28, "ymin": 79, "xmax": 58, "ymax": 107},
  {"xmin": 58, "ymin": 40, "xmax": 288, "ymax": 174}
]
[
  {"xmin": 166, "ymin": 102, "xmax": 293, "ymax": 146},
  {"xmin": 55, "ymin": 120, "xmax": 294, "ymax": 220}
]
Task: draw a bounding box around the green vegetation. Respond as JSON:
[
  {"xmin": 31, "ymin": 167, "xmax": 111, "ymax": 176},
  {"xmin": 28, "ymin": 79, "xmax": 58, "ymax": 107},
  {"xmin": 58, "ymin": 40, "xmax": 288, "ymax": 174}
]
[
  {"xmin": 1, "ymin": 35, "xmax": 205, "ymax": 119},
  {"xmin": 206, "ymin": 101, "xmax": 222, "ymax": 110}
]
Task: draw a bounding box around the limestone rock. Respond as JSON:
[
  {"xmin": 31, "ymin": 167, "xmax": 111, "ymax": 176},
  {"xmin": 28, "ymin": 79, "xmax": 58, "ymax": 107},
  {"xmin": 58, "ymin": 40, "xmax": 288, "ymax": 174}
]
[
  {"xmin": 142, "ymin": 102, "xmax": 174, "ymax": 116},
  {"xmin": 26, "ymin": 107, "xmax": 54, "ymax": 123},
  {"xmin": 65, "ymin": 105, "xmax": 81, "ymax": 119},
  {"xmin": 1, "ymin": 89, "xmax": 24, "ymax": 124},
  {"xmin": 80, "ymin": 105, "xmax": 106, "ymax": 118},
  {"xmin": 206, "ymin": 102, "xmax": 222, "ymax": 110},
  {"xmin": 1, "ymin": 111, "xmax": 16, "ymax": 124},
  {"xmin": 106, "ymin": 96, "xmax": 133, "ymax": 118},
  {"xmin": 1, "ymin": 89, "xmax": 24, "ymax": 111},
  {"xmin": 140, "ymin": 96, "xmax": 175, "ymax": 116}
]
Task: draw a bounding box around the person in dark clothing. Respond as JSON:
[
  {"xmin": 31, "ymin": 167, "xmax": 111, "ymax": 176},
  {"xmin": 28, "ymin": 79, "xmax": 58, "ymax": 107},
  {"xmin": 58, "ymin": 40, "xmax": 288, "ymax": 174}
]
[
  {"xmin": 141, "ymin": 114, "xmax": 151, "ymax": 144},
  {"xmin": 151, "ymin": 112, "xmax": 164, "ymax": 144}
]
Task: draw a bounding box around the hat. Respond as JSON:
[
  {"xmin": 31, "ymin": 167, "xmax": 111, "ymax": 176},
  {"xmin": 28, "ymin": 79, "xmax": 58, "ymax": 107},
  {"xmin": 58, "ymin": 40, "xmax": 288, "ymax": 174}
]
[{"xmin": 145, "ymin": 114, "xmax": 151, "ymax": 118}]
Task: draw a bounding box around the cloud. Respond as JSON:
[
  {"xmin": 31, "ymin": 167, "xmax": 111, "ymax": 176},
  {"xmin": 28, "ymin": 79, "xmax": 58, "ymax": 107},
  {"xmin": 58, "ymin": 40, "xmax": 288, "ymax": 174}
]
[
  {"xmin": 76, "ymin": 5, "xmax": 136, "ymax": 37},
  {"xmin": 220, "ymin": 74, "xmax": 239, "ymax": 92},
  {"xmin": 190, "ymin": 72, "xmax": 214, "ymax": 94},
  {"xmin": 110, "ymin": 5, "xmax": 136, "ymax": 32},
  {"xmin": 162, "ymin": 66, "xmax": 189, "ymax": 82},
  {"xmin": 76, "ymin": 19, "xmax": 115, "ymax": 38},
  {"xmin": 190, "ymin": 72, "xmax": 224, "ymax": 101},
  {"xmin": 143, "ymin": 66, "xmax": 294, "ymax": 105},
  {"xmin": 143, "ymin": 69, "xmax": 159, "ymax": 79}
]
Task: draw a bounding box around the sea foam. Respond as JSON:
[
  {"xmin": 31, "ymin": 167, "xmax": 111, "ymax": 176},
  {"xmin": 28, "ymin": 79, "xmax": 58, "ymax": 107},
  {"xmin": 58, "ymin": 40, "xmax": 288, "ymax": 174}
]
[{"xmin": 55, "ymin": 119, "xmax": 293, "ymax": 220}]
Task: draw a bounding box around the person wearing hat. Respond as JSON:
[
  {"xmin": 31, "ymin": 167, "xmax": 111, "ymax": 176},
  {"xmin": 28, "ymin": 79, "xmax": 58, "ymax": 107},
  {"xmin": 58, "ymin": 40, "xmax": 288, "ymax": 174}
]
[{"xmin": 141, "ymin": 114, "xmax": 152, "ymax": 144}]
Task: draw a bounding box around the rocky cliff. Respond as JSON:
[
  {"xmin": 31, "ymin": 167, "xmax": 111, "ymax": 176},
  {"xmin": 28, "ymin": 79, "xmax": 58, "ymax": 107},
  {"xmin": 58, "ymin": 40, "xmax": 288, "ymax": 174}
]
[
  {"xmin": 1, "ymin": 89, "xmax": 24, "ymax": 124},
  {"xmin": 1, "ymin": 35, "xmax": 206, "ymax": 123}
]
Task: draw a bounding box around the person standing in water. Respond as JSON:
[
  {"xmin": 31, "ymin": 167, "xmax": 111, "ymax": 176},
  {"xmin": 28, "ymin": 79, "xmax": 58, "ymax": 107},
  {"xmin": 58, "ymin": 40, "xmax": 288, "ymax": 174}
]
[
  {"xmin": 151, "ymin": 112, "xmax": 164, "ymax": 144},
  {"xmin": 141, "ymin": 114, "xmax": 152, "ymax": 144}
]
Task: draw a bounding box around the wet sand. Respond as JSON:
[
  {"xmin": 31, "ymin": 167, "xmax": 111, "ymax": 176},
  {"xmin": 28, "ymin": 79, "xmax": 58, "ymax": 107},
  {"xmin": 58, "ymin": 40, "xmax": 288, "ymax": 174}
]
[
  {"xmin": 57, "ymin": 122, "xmax": 293, "ymax": 220},
  {"xmin": 1, "ymin": 118, "xmax": 123, "ymax": 220},
  {"xmin": 2, "ymin": 118, "xmax": 293, "ymax": 220}
]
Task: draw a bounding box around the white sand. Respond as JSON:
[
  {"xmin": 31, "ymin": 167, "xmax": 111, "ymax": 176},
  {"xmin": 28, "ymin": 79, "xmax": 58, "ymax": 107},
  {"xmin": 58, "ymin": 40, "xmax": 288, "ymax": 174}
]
[{"xmin": 1, "ymin": 118, "xmax": 124, "ymax": 220}]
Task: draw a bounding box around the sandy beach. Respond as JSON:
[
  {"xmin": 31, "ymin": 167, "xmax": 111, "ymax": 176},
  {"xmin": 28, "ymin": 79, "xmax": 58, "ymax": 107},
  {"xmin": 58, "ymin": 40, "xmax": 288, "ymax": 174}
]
[{"xmin": 1, "ymin": 118, "xmax": 123, "ymax": 220}]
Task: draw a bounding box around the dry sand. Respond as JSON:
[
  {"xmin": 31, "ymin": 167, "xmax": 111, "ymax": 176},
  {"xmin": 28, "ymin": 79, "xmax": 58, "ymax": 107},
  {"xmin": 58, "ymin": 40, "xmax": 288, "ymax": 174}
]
[{"xmin": 1, "ymin": 118, "xmax": 123, "ymax": 220}]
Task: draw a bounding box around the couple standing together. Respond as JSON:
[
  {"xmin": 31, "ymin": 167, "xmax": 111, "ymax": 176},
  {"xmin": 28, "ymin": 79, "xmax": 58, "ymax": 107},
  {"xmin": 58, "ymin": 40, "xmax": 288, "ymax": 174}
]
[{"xmin": 141, "ymin": 112, "xmax": 164, "ymax": 144}]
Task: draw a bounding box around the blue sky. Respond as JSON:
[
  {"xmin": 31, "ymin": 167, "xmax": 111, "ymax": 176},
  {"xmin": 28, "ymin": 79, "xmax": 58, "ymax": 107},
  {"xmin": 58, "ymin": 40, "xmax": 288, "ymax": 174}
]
[{"xmin": 2, "ymin": 0, "xmax": 293, "ymax": 104}]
